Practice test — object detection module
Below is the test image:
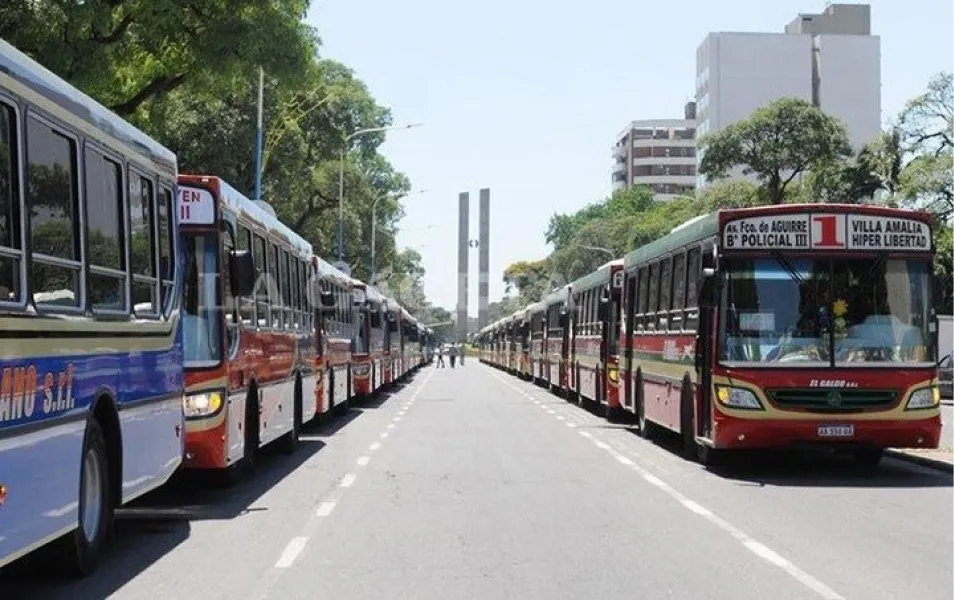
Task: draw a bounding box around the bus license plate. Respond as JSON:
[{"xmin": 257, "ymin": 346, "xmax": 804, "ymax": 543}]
[{"xmin": 817, "ymin": 424, "xmax": 854, "ymax": 437}]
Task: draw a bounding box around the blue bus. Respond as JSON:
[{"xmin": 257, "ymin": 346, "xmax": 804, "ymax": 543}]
[{"xmin": 0, "ymin": 39, "xmax": 184, "ymax": 575}]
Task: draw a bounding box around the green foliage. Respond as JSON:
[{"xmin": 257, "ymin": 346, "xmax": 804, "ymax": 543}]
[
  {"xmin": 698, "ymin": 97, "xmax": 852, "ymax": 204},
  {"xmin": 3, "ymin": 1, "xmax": 437, "ymax": 315}
]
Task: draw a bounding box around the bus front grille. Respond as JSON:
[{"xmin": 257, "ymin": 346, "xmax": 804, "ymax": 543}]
[{"xmin": 767, "ymin": 389, "xmax": 898, "ymax": 413}]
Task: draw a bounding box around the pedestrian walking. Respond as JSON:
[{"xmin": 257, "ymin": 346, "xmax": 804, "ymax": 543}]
[
  {"xmin": 459, "ymin": 343, "xmax": 466, "ymax": 365},
  {"xmin": 436, "ymin": 345, "xmax": 445, "ymax": 368},
  {"xmin": 449, "ymin": 344, "xmax": 457, "ymax": 368}
]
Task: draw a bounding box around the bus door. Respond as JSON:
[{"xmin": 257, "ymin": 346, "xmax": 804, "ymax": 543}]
[
  {"xmin": 623, "ymin": 271, "xmax": 637, "ymax": 410},
  {"xmin": 695, "ymin": 242, "xmax": 718, "ymax": 439}
]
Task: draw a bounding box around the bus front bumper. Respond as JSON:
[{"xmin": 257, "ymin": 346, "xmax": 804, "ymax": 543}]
[{"xmin": 712, "ymin": 413, "xmax": 942, "ymax": 451}]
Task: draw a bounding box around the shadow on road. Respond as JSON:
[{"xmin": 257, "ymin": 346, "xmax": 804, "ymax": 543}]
[
  {"xmin": 619, "ymin": 425, "xmax": 953, "ymax": 489},
  {"xmin": 0, "ymin": 371, "xmax": 419, "ymax": 599}
]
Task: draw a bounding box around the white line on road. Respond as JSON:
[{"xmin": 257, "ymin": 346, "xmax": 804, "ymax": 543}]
[
  {"xmin": 380, "ymin": 432, "xmax": 389, "ymax": 439},
  {"xmin": 314, "ymin": 501, "xmax": 336, "ymax": 517},
  {"xmin": 394, "ymin": 416, "xmax": 402, "ymax": 422},
  {"xmin": 339, "ymin": 473, "xmax": 357, "ymax": 488},
  {"xmin": 556, "ymin": 415, "xmax": 565, "ymax": 421},
  {"xmin": 566, "ymin": 422, "xmax": 577, "ymax": 428},
  {"xmin": 369, "ymin": 442, "xmax": 381, "ymax": 451},
  {"xmin": 579, "ymin": 431, "xmax": 593, "ymax": 439},
  {"xmin": 594, "ymin": 440, "xmax": 610, "ymax": 450},
  {"xmin": 274, "ymin": 537, "xmax": 308, "ymax": 568},
  {"xmin": 388, "ymin": 423, "xmax": 396, "ymax": 429},
  {"xmin": 614, "ymin": 454, "xmax": 635, "ymax": 466},
  {"xmin": 357, "ymin": 456, "xmax": 370, "ymax": 466}
]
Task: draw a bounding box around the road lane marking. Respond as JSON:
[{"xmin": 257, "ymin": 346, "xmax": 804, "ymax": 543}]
[
  {"xmin": 388, "ymin": 423, "xmax": 396, "ymax": 429},
  {"xmin": 369, "ymin": 442, "xmax": 381, "ymax": 451},
  {"xmin": 614, "ymin": 454, "xmax": 634, "ymax": 466},
  {"xmin": 274, "ymin": 537, "xmax": 308, "ymax": 568},
  {"xmin": 339, "ymin": 474, "xmax": 357, "ymax": 488},
  {"xmin": 357, "ymin": 456, "xmax": 370, "ymax": 466},
  {"xmin": 314, "ymin": 502, "xmax": 336, "ymax": 517},
  {"xmin": 380, "ymin": 432, "xmax": 389, "ymax": 439},
  {"xmin": 566, "ymin": 422, "xmax": 577, "ymax": 428}
]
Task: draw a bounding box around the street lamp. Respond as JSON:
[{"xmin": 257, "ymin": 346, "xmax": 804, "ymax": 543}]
[
  {"xmin": 580, "ymin": 245, "xmax": 616, "ymax": 260},
  {"xmin": 370, "ymin": 188, "xmax": 429, "ymax": 284},
  {"xmin": 337, "ymin": 122, "xmax": 423, "ymax": 262}
]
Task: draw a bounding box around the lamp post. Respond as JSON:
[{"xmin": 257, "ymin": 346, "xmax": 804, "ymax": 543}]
[
  {"xmin": 580, "ymin": 245, "xmax": 616, "ymax": 260},
  {"xmin": 370, "ymin": 189, "xmax": 429, "ymax": 285},
  {"xmin": 337, "ymin": 122, "xmax": 423, "ymax": 262}
]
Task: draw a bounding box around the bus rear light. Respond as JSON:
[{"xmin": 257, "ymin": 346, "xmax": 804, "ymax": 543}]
[
  {"xmin": 905, "ymin": 386, "xmax": 939, "ymax": 410},
  {"xmin": 715, "ymin": 385, "xmax": 763, "ymax": 410}
]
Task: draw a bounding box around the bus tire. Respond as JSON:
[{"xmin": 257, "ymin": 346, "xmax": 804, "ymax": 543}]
[
  {"xmin": 277, "ymin": 378, "xmax": 301, "ymax": 455},
  {"xmin": 680, "ymin": 385, "xmax": 699, "ymax": 461},
  {"xmin": 635, "ymin": 373, "xmax": 652, "ymax": 439},
  {"xmin": 52, "ymin": 418, "xmax": 112, "ymax": 577}
]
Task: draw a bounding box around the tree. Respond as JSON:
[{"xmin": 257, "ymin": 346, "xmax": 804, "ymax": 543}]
[
  {"xmin": 0, "ymin": 0, "xmax": 316, "ymax": 119},
  {"xmin": 698, "ymin": 97, "xmax": 852, "ymax": 204},
  {"xmin": 502, "ymin": 259, "xmax": 551, "ymax": 301}
]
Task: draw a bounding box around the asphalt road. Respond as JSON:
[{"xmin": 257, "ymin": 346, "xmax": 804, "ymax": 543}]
[{"xmin": 3, "ymin": 363, "xmax": 951, "ymax": 600}]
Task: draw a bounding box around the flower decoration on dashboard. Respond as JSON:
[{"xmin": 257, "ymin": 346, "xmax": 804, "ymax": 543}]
[{"xmin": 832, "ymin": 298, "xmax": 849, "ymax": 338}]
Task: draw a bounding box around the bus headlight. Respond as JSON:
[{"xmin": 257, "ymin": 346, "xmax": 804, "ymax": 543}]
[
  {"xmin": 715, "ymin": 385, "xmax": 763, "ymax": 410},
  {"xmin": 184, "ymin": 391, "xmax": 224, "ymax": 418},
  {"xmin": 905, "ymin": 386, "xmax": 940, "ymax": 410}
]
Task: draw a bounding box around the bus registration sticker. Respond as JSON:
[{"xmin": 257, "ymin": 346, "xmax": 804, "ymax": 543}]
[{"xmin": 817, "ymin": 424, "xmax": 854, "ymax": 437}]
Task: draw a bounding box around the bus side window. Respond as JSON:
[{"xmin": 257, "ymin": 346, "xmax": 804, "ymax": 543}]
[
  {"xmin": 625, "ymin": 270, "xmax": 637, "ymax": 338},
  {"xmin": 0, "ymin": 102, "xmax": 21, "ymax": 305},
  {"xmin": 268, "ymin": 242, "xmax": 281, "ymax": 329},
  {"xmin": 237, "ymin": 226, "xmax": 254, "ymax": 326},
  {"xmin": 637, "ymin": 266, "xmax": 649, "ymax": 332},
  {"xmin": 27, "ymin": 116, "xmax": 82, "ymax": 310},
  {"xmin": 281, "ymin": 249, "xmax": 291, "ymax": 329},
  {"xmin": 685, "ymin": 247, "xmax": 701, "ymax": 332},
  {"xmin": 658, "ymin": 256, "xmax": 672, "ymax": 330},
  {"xmin": 647, "ymin": 261, "xmax": 660, "ymax": 331},
  {"xmin": 671, "ymin": 251, "xmax": 687, "ymax": 331},
  {"xmin": 253, "ymin": 233, "xmax": 268, "ymax": 327},
  {"xmin": 83, "ymin": 147, "xmax": 125, "ymax": 314},
  {"xmin": 158, "ymin": 187, "xmax": 175, "ymax": 313},
  {"xmin": 129, "ymin": 172, "xmax": 157, "ymax": 315},
  {"xmin": 221, "ymin": 224, "xmax": 237, "ymax": 352}
]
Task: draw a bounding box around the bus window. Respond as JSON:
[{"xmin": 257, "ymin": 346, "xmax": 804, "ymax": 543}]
[
  {"xmin": 253, "ymin": 233, "xmax": 268, "ymax": 327},
  {"xmin": 647, "ymin": 261, "xmax": 660, "ymax": 330},
  {"xmin": 129, "ymin": 173, "xmax": 157, "ymax": 314},
  {"xmin": 237, "ymin": 226, "xmax": 254, "ymax": 326},
  {"xmin": 281, "ymin": 249, "xmax": 291, "ymax": 328},
  {"xmin": 0, "ymin": 103, "xmax": 20, "ymax": 304},
  {"xmin": 671, "ymin": 252, "xmax": 687, "ymax": 330},
  {"xmin": 637, "ymin": 267, "xmax": 649, "ymax": 331},
  {"xmin": 84, "ymin": 148, "xmax": 125, "ymax": 313},
  {"xmin": 269, "ymin": 243, "xmax": 282, "ymax": 329},
  {"xmin": 27, "ymin": 116, "xmax": 81, "ymax": 309},
  {"xmin": 659, "ymin": 257, "xmax": 672, "ymax": 330},
  {"xmin": 182, "ymin": 233, "xmax": 222, "ymax": 366},
  {"xmin": 685, "ymin": 247, "xmax": 701, "ymax": 331},
  {"xmin": 158, "ymin": 187, "xmax": 175, "ymax": 312},
  {"xmin": 221, "ymin": 224, "xmax": 237, "ymax": 353}
]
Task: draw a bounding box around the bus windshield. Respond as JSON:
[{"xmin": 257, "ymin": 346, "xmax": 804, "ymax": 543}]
[
  {"xmin": 182, "ymin": 233, "xmax": 222, "ymax": 367},
  {"xmin": 720, "ymin": 256, "xmax": 934, "ymax": 368}
]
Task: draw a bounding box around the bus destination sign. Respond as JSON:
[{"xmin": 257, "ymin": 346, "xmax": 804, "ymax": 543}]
[
  {"xmin": 722, "ymin": 213, "xmax": 931, "ymax": 252},
  {"xmin": 177, "ymin": 186, "xmax": 215, "ymax": 225}
]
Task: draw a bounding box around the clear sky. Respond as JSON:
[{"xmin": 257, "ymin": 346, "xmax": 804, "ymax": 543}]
[{"xmin": 306, "ymin": 0, "xmax": 953, "ymax": 314}]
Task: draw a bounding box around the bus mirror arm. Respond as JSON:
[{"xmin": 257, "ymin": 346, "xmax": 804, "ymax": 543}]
[{"xmin": 229, "ymin": 250, "xmax": 256, "ymax": 297}]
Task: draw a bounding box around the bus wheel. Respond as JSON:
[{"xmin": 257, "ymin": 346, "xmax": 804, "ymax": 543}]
[
  {"xmin": 696, "ymin": 444, "xmax": 722, "ymax": 467},
  {"xmin": 852, "ymin": 448, "xmax": 883, "ymax": 468},
  {"xmin": 635, "ymin": 381, "xmax": 652, "ymax": 440},
  {"xmin": 277, "ymin": 379, "xmax": 301, "ymax": 455},
  {"xmin": 53, "ymin": 418, "xmax": 112, "ymax": 577}
]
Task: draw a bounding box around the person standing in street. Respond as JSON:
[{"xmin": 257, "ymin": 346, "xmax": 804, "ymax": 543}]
[
  {"xmin": 436, "ymin": 345, "xmax": 445, "ymax": 368},
  {"xmin": 459, "ymin": 343, "xmax": 466, "ymax": 365},
  {"xmin": 449, "ymin": 344, "xmax": 457, "ymax": 368}
]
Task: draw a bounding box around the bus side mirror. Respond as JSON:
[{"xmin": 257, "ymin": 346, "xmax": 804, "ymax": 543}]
[
  {"xmin": 230, "ymin": 250, "xmax": 256, "ymax": 297},
  {"xmin": 698, "ymin": 267, "xmax": 722, "ymax": 309}
]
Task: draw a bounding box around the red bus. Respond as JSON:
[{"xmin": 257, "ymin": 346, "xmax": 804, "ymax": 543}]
[
  {"xmin": 527, "ymin": 301, "xmax": 547, "ymax": 383},
  {"xmin": 315, "ymin": 257, "xmax": 355, "ymax": 414},
  {"xmin": 177, "ymin": 175, "xmax": 327, "ymax": 475},
  {"xmin": 620, "ymin": 204, "xmax": 941, "ymax": 466},
  {"xmin": 543, "ymin": 285, "xmax": 571, "ymax": 392},
  {"xmin": 567, "ymin": 260, "xmax": 625, "ymax": 419},
  {"xmin": 351, "ymin": 281, "xmax": 386, "ymax": 398}
]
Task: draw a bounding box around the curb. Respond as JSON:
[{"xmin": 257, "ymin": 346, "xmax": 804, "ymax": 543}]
[{"xmin": 885, "ymin": 449, "xmax": 954, "ymax": 473}]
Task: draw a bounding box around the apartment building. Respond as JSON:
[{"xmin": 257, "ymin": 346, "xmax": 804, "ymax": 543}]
[
  {"xmin": 695, "ymin": 3, "xmax": 881, "ymax": 187},
  {"xmin": 611, "ymin": 101, "xmax": 697, "ymax": 201}
]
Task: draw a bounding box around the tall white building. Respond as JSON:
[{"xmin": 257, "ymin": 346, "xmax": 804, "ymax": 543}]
[
  {"xmin": 695, "ymin": 3, "xmax": 881, "ymax": 187},
  {"xmin": 611, "ymin": 102, "xmax": 697, "ymax": 201}
]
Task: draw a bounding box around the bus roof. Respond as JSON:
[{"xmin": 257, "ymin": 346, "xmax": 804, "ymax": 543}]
[
  {"xmin": 570, "ymin": 259, "xmax": 623, "ymax": 293},
  {"xmin": 215, "ymin": 177, "xmax": 313, "ymax": 257},
  {"xmin": 624, "ymin": 210, "xmax": 718, "ymax": 270},
  {"xmin": 0, "ymin": 39, "xmax": 177, "ymax": 172},
  {"xmin": 315, "ymin": 254, "xmax": 352, "ymax": 285}
]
